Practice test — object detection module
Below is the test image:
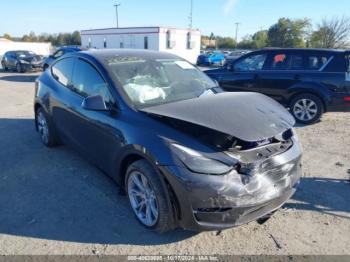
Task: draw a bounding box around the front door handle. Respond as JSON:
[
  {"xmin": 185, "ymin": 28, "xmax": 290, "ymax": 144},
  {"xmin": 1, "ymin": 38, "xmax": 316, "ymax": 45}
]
[{"xmin": 294, "ymin": 74, "xmax": 301, "ymax": 80}]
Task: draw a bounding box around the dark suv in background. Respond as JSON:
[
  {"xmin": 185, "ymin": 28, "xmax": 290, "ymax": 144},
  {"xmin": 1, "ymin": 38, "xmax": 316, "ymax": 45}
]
[{"xmin": 205, "ymin": 48, "xmax": 350, "ymax": 124}]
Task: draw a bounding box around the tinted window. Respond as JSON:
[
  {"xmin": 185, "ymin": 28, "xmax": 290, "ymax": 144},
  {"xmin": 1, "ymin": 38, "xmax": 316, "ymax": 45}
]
[
  {"xmin": 234, "ymin": 54, "xmax": 267, "ymax": 71},
  {"xmin": 51, "ymin": 58, "xmax": 74, "ymax": 86},
  {"xmin": 305, "ymin": 55, "xmax": 331, "ymax": 70},
  {"xmin": 270, "ymin": 53, "xmax": 290, "ymax": 70},
  {"xmin": 15, "ymin": 51, "xmax": 35, "ymax": 58},
  {"xmin": 290, "ymin": 55, "xmax": 304, "ymax": 70},
  {"xmin": 71, "ymin": 59, "xmax": 113, "ymax": 104}
]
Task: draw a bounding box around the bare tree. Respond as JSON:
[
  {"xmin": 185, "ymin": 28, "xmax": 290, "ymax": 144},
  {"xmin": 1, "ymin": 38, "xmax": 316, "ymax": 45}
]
[{"xmin": 311, "ymin": 16, "xmax": 350, "ymax": 49}]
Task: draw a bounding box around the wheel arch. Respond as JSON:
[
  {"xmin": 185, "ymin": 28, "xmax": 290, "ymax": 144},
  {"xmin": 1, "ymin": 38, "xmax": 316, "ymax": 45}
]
[
  {"xmin": 34, "ymin": 102, "xmax": 43, "ymax": 131},
  {"xmin": 116, "ymin": 149, "xmax": 181, "ymax": 223},
  {"xmin": 287, "ymin": 88, "xmax": 328, "ymax": 112}
]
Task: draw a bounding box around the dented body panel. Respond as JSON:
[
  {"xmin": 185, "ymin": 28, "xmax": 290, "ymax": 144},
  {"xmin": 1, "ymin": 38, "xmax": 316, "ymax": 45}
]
[{"xmin": 160, "ymin": 137, "xmax": 302, "ymax": 231}]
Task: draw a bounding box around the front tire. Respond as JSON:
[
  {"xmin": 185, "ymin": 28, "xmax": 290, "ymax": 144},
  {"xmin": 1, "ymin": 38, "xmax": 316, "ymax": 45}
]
[
  {"xmin": 16, "ymin": 63, "xmax": 23, "ymax": 73},
  {"xmin": 125, "ymin": 159, "xmax": 175, "ymax": 233},
  {"xmin": 290, "ymin": 94, "xmax": 324, "ymax": 124},
  {"xmin": 35, "ymin": 108, "xmax": 57, "ymax": 147}
]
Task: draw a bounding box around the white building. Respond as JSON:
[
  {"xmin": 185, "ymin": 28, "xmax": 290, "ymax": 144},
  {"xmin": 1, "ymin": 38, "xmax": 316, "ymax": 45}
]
[
  {"xmin": 81, "ymin": 27, "xmax": 201, "ymax": 64},
  {"xmin": 0, "ymin": 38, "xmax": 51, "ymax": 56}
]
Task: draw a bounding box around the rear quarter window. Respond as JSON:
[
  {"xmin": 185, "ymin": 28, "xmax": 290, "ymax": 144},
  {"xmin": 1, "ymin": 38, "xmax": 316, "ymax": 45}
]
[{"xmin": 322, "ymin": 54, "xmax": 345, "ymax": 72}]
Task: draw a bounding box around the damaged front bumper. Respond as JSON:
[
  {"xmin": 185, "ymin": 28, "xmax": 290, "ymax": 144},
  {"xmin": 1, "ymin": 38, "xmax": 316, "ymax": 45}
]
[{"xmin": 159, "ymin": 137, "xmax": 302, "ymax": 231}]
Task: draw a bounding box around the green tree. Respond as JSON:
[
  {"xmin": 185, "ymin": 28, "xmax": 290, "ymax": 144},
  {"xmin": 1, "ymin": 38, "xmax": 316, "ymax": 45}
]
[
  {"xmin": 2, "ymin": 33, "xmax": 12, "ymax": 40},
  {"xmin": 251, "ymin": 30, "xmax": 268, "ymax": 49},
  {"xmin": 71, "ymin": 31, "xmax": 81, "ymax": 45},
  {"xmin": 310, "ymin": 16, "xmax": 350, "ymax": 48},
  {"xmin": 237, "ymin": 35, "xmax": 255, "ymax": 49},
  {"xmin": 217, "ymin": 36, "xmax": 236, "ymax": 49},
  {"xmin": 268, "ymin": 18, "xmax": 311, "ymax": 47}
]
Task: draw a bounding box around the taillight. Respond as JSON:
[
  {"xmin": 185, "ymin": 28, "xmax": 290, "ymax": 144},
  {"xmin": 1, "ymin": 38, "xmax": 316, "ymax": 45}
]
[{"xmin": 344, "ymin": 96, "xmax": 350, "ymax": 102}]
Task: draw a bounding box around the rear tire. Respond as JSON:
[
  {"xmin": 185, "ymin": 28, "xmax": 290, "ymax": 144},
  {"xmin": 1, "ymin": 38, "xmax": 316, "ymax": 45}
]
[
  {"xmin": 290, "ymin": 93, "xmax": 324, "ymax": 124},
  {"xmin": 1, "ymin": 62, "xmax": 8, "ymax": 71},
  {"xmin": 35, "ymin": 107, "xmax": 58, "ymax": 147},
  {"xmin": 125, "ymin": 159, "xmax": 175, "ymax": 233}
]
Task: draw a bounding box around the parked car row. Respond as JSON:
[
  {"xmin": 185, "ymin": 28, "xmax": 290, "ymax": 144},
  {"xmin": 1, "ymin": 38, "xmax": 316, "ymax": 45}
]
[{"xmin": 197, "ymin": 50, "xmax": 250, "ymax": 67}]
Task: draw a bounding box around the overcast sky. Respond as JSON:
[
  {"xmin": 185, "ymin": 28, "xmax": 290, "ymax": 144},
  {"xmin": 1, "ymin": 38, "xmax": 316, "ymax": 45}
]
[{"xmin": 1, "ymin": 0, "xmax": 349, "ymax": 39}]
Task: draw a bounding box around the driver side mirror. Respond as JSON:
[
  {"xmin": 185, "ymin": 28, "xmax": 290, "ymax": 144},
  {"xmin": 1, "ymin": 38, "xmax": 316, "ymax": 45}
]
[{"xmin": 82, "ymin": 95, "xmax": 108, "ymax": 111}]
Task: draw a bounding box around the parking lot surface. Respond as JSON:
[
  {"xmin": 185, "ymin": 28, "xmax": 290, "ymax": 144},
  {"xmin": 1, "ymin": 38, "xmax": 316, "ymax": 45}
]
[{"xmin": 0, "ymin": 71, "xmax": 349, "ymax": 255}]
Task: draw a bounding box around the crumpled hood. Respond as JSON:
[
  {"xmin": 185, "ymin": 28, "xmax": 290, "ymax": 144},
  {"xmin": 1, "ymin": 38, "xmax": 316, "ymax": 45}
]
[
  {"xmin": 140, "ymin": 92, "xmax": 295, "ymax": 142},
  {"xmin": 19, "ymin": 55, "xmax": 43, "ymax": 63}
]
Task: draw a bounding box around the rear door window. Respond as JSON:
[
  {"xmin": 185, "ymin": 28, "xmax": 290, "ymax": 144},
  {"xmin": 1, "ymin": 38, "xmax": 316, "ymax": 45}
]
[
  {"xmin": 51, "ymin": 58, "xmax": 74, "ymax": 86},
  {"xmin": 289, "ymin": 54, "xmax": 304, "ymax": 70},
  {"xmin": 269, "ymin": 53, "xmax": 290, "ymax": 70},
  {"xmin": 234, "ymin": 54, "xmax": 267, "ymax": 71}
]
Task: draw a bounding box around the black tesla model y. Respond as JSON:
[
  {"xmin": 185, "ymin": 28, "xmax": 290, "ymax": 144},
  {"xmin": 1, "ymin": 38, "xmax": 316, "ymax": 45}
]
[{"xmin": 34, "ymin": 49, "xmax": 302, "ymax": 232}]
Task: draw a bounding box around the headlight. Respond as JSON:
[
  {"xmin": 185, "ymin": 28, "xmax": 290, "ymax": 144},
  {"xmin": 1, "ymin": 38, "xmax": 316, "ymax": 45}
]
[
  {"xmin": 19, "ymin": 60, "xmax": 29, "ymax": 64},
  {"xmin": 171, "ymin": 144, "xmax": 233, "ymax": 175}
]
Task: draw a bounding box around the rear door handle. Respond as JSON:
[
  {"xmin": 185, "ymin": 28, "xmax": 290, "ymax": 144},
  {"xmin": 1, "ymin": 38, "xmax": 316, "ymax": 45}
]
[{"xmin": 294, "ymin": 74, "xmax": 301, "ymax": 80}]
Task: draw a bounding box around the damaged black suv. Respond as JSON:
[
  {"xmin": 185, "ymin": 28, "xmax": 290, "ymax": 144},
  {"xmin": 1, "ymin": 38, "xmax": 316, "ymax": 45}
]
[{"xmin": 34, "ymin": 50, "xmax": 302, "ymax": 232}]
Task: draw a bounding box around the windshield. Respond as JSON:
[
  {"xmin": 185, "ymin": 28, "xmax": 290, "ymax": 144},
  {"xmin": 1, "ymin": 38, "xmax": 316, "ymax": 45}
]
[
  {"xmin": 15, "ymin": 51, "xmax": 35, "ymax": 58},
  {"xmin": 106, "ymin": 57, "xmax": 217, "ymax": 107}
]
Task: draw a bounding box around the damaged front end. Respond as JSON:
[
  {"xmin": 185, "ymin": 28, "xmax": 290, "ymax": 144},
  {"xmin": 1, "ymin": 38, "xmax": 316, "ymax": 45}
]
[
  {"xmin": 158, "ymin": 126, "xmax": 302, "ymax": 230},
  {"xmin": 142, "ymin": 92, "xmax": 302, "ymax": 230}
]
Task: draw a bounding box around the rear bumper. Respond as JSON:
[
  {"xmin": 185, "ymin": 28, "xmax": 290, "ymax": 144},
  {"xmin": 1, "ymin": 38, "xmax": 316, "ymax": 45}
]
[
  {"xmin": 160, "ymin": 138, "xmax": 302, "ymax": 231},
  {"xmin": 327, "ymin": 97, "xmax": 350, "ymax": 112}
]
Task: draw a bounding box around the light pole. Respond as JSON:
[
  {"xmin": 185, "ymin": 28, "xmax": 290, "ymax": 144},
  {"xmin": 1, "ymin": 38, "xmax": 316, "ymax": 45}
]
[
  {"xmin": 114, "ymin": 3, "xmax": 121, "ymax": 28},
  {"xmin": 188, "ymin": 0, "xmax": 193, "ymax": 29},
  {"xmin": 235, "ymin": 22, "xmax": 241, "ymax": 49}
]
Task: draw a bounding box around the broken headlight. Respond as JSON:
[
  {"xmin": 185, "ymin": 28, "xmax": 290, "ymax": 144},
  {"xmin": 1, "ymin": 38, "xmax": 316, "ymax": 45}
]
[{"xmin": 171, "ymin": 144, "xmax": 233, "ymax": 175}]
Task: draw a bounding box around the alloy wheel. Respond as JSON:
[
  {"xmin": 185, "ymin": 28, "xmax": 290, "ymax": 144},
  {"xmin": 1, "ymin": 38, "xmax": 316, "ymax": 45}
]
[
  {"xmin": 293, "ymin": 98, "xmax": 318, "ymax": 122},
  {"xmin": 127, "ymin": 171, "xmax": 159, "ymax": 227},
  {"xmin": 37, "ymin": 111, "xmax": 49, "ymax": 144}
]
